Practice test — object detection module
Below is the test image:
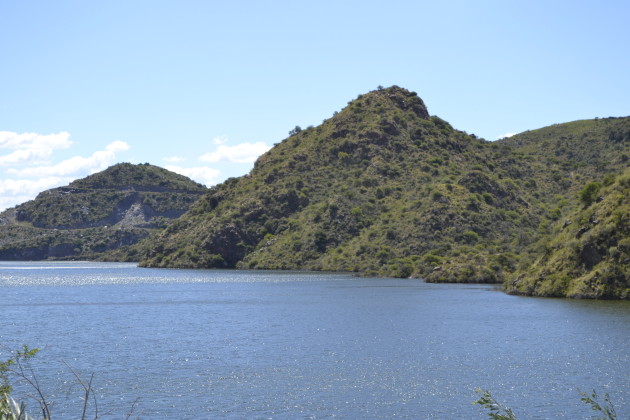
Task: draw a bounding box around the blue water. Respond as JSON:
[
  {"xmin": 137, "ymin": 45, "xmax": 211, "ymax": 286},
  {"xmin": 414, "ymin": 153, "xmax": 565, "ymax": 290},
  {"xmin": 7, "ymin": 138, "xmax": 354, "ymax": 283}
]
[{"xmin": 0, "ymin": 261, "xmax": 629, "ymax": 419}]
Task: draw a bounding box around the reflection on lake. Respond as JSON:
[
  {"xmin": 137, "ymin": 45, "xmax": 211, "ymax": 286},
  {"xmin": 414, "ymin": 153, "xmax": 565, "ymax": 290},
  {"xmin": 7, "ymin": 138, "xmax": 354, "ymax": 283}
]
[{"xmin": 0, "ymin": 262, "xmax": 628, "ymax": 419}]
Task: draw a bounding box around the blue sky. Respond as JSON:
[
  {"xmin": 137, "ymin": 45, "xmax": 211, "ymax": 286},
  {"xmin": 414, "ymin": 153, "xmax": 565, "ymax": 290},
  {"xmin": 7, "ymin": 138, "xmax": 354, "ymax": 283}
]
[{"xmin": 1, "ymin": 0, "xmax": 629, "ymax": 210}]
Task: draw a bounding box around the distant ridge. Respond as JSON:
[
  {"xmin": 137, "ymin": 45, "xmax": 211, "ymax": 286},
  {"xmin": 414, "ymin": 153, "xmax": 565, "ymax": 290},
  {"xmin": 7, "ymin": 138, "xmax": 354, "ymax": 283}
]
[{"xmin": 0, "ymin": 163, "xmax": 207, "ymax": 260}]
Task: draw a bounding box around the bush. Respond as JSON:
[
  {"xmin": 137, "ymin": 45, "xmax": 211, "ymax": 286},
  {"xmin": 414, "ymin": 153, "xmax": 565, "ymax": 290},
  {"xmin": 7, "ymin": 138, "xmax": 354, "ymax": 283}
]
[
  {"xmin": 431, "ymin": 191, "xmax": 443, "ymax": 201},
  {"xmin": 462, "ymin": 230, "xmax": 479, "ymax": 244},
  {"xmin": 580, "ymin": 182, "xmax": 602, "ymax": 206}
]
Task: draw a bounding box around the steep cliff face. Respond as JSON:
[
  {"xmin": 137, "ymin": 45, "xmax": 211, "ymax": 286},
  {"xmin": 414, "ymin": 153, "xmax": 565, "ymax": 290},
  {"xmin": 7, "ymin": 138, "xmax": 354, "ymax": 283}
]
[{"xmin": 0, "ymin": 163, "xmax": 207, "ymax": 260}]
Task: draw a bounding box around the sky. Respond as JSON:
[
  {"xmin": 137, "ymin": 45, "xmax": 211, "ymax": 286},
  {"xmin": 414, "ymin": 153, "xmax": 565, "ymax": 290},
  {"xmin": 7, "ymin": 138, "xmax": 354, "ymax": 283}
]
[{"xmin": 1, "ymin": 0, "xmax": 629, "ymax": 211}]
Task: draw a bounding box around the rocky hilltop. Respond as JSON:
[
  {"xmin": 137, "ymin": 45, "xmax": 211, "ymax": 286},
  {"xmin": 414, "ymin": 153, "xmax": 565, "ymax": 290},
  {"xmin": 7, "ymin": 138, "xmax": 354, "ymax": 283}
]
[
  {"xmin": 137, "ymin": 86, "xmax": 630, "ymax": 298},
  {"xmin": 0, "ymin": 163, "xmax": 207, "ymax": 260}
]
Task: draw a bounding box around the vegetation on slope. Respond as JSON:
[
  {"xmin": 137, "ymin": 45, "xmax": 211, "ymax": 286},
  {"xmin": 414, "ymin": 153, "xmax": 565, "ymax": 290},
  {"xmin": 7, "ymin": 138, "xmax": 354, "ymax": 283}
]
[
  {"xmin": 501, "ymin": 116, "xmax": 630, "ymax": 184},
  {"xmin": 143, "ymin": 87, "xmax": 537, "ymax": 281},
  {"xmin": 506, "ymin": 169, "xmax": 630, "ymax": 298},
  {"xmin": 0, "ymin": 163, "xmax": 207, "ymax": 260},
  {"xmin": 141, "ymin": 86, "xmax": 599, "ymax": 283},
  {"xmin": 3, "ymin": 86, "xmax": 628, "ymax": 298}
]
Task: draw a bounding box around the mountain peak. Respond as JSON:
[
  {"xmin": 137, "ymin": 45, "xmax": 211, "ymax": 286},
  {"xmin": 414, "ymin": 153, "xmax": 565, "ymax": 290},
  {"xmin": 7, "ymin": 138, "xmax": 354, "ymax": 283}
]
[
  {"xmin": 68, "ymin": 162, "xmax": 206, "ymax": 192},
  {"xmin": 351, "ymin": 85, "xmax": 429, "ymax": 119}
]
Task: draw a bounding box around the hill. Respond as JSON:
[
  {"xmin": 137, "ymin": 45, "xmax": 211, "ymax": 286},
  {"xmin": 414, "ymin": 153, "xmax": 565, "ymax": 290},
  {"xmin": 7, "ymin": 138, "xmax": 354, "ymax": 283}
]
[
  {"xmin": 3, "ymin": 86, "xmax": 627, "ymax": 298},
  {"xmin": 137, "ymin": 86, "xmax": 628, "ymax": 291},
  {"xmin": 506, "ymin": 168, "xmax": 630, "ymax": 298},
  {"xmin": 0, "ymin": 163, "xmax": 207, "ymax": 260}
]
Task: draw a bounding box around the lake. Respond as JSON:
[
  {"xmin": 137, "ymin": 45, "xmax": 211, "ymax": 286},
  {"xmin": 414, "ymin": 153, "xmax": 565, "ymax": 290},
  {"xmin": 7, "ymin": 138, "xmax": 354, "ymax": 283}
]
[{"xmin": 0, "ymin": 261, "xmax": 628, "ymax": 419}]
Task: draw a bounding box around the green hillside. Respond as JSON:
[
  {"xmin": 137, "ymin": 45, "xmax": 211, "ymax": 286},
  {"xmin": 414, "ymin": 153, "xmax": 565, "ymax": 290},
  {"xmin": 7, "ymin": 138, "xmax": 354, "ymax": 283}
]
[
  {"xmin": 506, "ymin": 168, "xmax": 630, "ymax": 298},
  {"xmin": 139, "ymin": 86, "xmax": 630, "ymax": 292},
  {"xmin": 0, "ymin": 163, "xmax": 207, "ymax": 260},
  {"xmin": 501, "ymin": 116, "xmax": 630, "ymax": 196},
  {"xmin": 3, "ymin": 86, "xmax": 628, "ymax": 298}
]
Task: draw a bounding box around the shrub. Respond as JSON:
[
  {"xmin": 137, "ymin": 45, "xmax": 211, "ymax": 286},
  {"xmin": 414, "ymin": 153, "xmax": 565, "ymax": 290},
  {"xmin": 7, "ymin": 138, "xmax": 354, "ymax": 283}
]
[
  {"xmin": 337, "ymin": 151, "xmax": 351, "ymax": 163},
  {"xmin": 603, "ymin": 174, "xmax": 616, "ymax": 186},
  {"xmin": 288, "ymin": 126, "xmax": 302, "ymax": 136},
  {"xmin": 461, "ymin": 230, "xmax": 478, "ymax": 244},
  {"xmin": 580, "ymin": 182, "xmax": 602, "ymax": 206}
]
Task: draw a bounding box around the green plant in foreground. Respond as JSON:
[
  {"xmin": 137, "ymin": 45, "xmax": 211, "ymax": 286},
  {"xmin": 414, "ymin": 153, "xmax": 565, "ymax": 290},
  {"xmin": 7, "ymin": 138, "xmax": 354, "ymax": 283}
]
[
  {"xmin": 1, "ymin": 394, "xmax": 34, "ymax": 420},
  {"xmin": 474, "ymin": 388, "xmax": 618, "ymax": 420},
  {"xmin": 1, "ymin": 346, "xmax": 39, "ymax": 394},
  {"xmin": 473, "ymin": 388, "xmax": 517, "ymax": 420},
  {"xmin": 1, "ymin": 346, "xmax": 39, "ymax": 420},
  {"xmin": 580, "ymin": 389, "xmax": 617, "ymax": 420},
  {"xmin": 0, "ymin": 346, "xmax": 139, "ymax": 420}
]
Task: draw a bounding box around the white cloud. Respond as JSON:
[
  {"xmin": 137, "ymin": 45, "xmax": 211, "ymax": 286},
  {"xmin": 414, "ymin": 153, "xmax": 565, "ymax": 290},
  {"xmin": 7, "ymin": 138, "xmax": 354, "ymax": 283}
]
[
  {"xmin": 199, "ymin": 141, "xmax": 271, "ymax": 163},
  {"xmin": 0, "ymin": 133, "xmax": 131, "ymax": 212},
  {"xmin": 105, "ymin": 140, "xmax": 129, "ymax": 153},
  {"xmin": 213, "ymin": 135, "xmax": 229, "ymax": 145},
  {"xmin": 0, "ymin": 131, "xmax": 72, "ymax": 165},
  {"xmin": 0, "ymin": 176, "xmax": 73, "ymax": 210},
  {"xmin": 163, "ymin": 156, "xmax": 185, "ymax": 163},
  {"xmin": 165, "ymin": 165, "xmax": 221, "ymax": 186},
  {"xmin": 497, "ymin": 132, "xmax": 516, "ymax": 140},
  {"xmin": 8, "ymin": 141, "xmax": 130, "ymax": 178}
]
